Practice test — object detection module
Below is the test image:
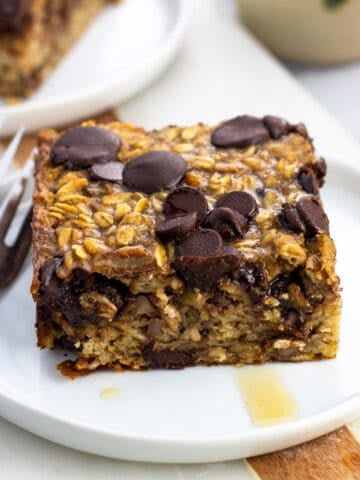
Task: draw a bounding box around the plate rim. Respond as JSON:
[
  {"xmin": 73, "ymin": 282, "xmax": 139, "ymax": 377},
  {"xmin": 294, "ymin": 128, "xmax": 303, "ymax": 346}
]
[{"xmin": 0, "ymin": 385, "xmax": 359, "ymax": 463}]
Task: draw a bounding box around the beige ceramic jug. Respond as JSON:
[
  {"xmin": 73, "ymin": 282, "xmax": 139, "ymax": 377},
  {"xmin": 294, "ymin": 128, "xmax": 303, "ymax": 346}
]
[{"xmin": 236, "ymin": 0, "xmax": 360, "ymax": 64}]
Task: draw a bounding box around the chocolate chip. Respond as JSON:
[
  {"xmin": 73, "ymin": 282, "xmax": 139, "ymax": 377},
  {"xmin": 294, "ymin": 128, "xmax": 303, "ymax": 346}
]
[
  {"xmin": 172, "ymin": 247, "xmax": 241, "ymax": 291},
  {"xmin": 263, "ymin": 115, "xmax": 290, "ymax": 139},
  {"xmin": 40, "ymin": 266, "xmax": 128, "ymax": 327},
  {"xmin": 122, "ymin": 150, "xmax": 186, "ymax": 194},
  {"xmin": 155, "ymin": 212, "xmax": 197, "ymax": 242},
  {"xmin": 173, "ymin": 231, "xmax": 242, "ymax": 290},
  {"xmin": 297, "ymin": 168, "xmax": 319, "ymax": 195},
  {"xmin": 51, "ymin": 127, "xmax": 121, "ymax": 169},
  {"xmin": 143, "ymin": 345, "xmax": 194, "ymax": 369},
  {"xmin": 163, "ymin": 186, "xmax": 208, "ymax": 220},
  {"xmin": 211, "ymin": 115, "xmax": 270, "ymax": 149},
  {"xmin": 0, "ymin": 0, "xmax": 30, "ymax": 32},
  {"xmin": 312, "ymin": 158, "xmax": 327, "ymax": 187},
  {"xmin": 215, "ymin": 191, "xmax": 258, "ymax": 220},
  {"xmin": 202, "ymin": 207, "xmax": 248, "ymax": 240},
  {"xmin": 90, "ymin": 161, "xmax": 123, "ymax": 183},
  {"xmin": 289, "ymin": 122, "xmax": 308, "ymax": 138},
  {"xmin": 60, "ymin": 273, "xmax": 127, "ymax": 326},
  {"xmin": 280, "ymin": 307, "xmax": 302, "ymax": 330},
  {"xmin": 296, "ymin": 197, "xmax": 329, "ymax": 236},
  {"xmin": 175, "ymin": 229, "xmax": 223, "ymax": 257},
  {"xmin": 269, "ymin": 273, "xmax": 291, "ymax": 297},
  {"xmin": 278, "ymin": 203, "xmax": 306, "ymax": 234},
  {"xmin": 222, "ymin": 245, "xmax": 242, "ymax": 262}
]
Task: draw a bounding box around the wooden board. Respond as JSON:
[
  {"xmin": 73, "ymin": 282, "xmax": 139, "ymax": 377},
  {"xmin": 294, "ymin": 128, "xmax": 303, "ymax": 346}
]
[{"xmin": 247, "ymin": 426, "xmax": 360, "ymax": 479}]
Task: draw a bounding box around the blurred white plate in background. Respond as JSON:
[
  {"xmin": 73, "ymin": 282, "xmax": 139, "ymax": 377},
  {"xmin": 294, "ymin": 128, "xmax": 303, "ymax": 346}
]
[{"xmin": 0, "ymin": 0, "xmax": 190, "ymax": 137}]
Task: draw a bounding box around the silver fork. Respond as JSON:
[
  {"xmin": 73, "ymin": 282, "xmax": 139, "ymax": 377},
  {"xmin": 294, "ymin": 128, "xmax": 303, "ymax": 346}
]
[{"xmin": 0, "ymin": 126, "xmax": 33, "ymax": 288}]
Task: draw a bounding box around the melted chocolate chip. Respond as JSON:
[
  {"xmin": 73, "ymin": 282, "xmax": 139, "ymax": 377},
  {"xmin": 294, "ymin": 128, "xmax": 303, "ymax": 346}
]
[
  {"xmin": 234, "ymin": 258, "xmax": 267, "ymax": 301},
  {"xmin": 69, "ymin": 267, "xmax": 90, "ymax": 287},
  {"xmin": 172, "ymin": 246, "xmax": 241, "ymax": 291},
  {"xmin": 122, "ymin": 150, "xmax": 186, "ymax": 194},
  {"xmin": 263, "ymin": 115, "xmax": 290, "ymax": 139},
  {"xmin": 90, "ymin": 161, "xmax": 123, "ymax": 183},
  {"xmin": 236, "ymin": 260, "xmax": 266, "ymax": 289},
  {"xmin": 175, "ymin": 229, "xmax": 223, "ymax": 257},
  {"xmin": 211, "ymin": 115, "xmax": 270, "ymax": 149},
  {"xmin": 39, "ymin": 264, "xmax": 128, "ymax": 327},
  {"xmin": 39, "ymin": 257, "xmax": 64, "ymax": 302},
  {"xmin": 202, "ymin": 207, "xmax": 248, "ymax": 240},
  {"xmin": 269, "ymin": 269, "xmax": 307, "ymax": 301},
  {"xmin": 297, "ymin": 168, "xmax": 319, "ymax": 195},
  {"xmin": 97, "ymin": 283, "xmax": 125, "ymax": 310},
  {"xmin": 296, "ymin": 197, "xmax": 329, "ymax": 236},
  {"xmin": 155, "ymin": 212, "xmax": 197, "ymax": 242},
  {"xmin": 215, "ymin": 191, "xmax": 258, "ymax": 220},
  {"xmin": 51, "ymin": 127, "xmax": 121, "ymax": 169},
  {"xmin": 55, "ymin": 336, "xmax": 78, "ymax": 352},
  {"xmin": 278, "ymin": 203, "xmax": 306, "ymax": 234},
  {"xmin": 163, "ymin": 186, "xmax": 208, "ymax": 219},
  {"xmin": 270, "ymin": 277, "xmax": 289, "ymax": 300},
  {"xmin": 269, "ymin": 273, "xmax": 291, "ymax": 297},
  {"xmin": 143, "ymin": 345, "xmax": 194, "ymax": 369},
  {"xmin": 280, "ymin": 307, "xmax": 302, "ymax": 330},
  {"xmin": 0, "ymin": 0, "xmax": 31, "ymax": 32}
]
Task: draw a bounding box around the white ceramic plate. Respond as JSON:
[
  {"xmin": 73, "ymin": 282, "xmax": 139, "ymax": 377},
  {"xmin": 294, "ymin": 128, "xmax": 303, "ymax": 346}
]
[
  {"xmin": 0, "ymin": 158, "xmax": 359, "ymax": 463},
  {"xmin": 0, "ymin": 0, "xmax": 190, "ymax": 137}
]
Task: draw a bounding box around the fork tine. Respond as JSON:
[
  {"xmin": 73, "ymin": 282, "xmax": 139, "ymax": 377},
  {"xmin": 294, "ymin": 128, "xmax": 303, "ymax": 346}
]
[
  {"xmin": 0, "ymin": 125, "xmax": 25, "ymax": 180},
  {"xmin": 0, "ymin": 149, "xmax": 34, "ymax": 288},
  {"xmin": 0, "ymin": 207, "xmax": 32, "ymax": 288},
  {"xmin": 0, "ymin": 153, "xmax": 34, "ymax": 211},
  {"xmin": 0, "ymin": 185, "xmax": 24, "ymax": 240}
]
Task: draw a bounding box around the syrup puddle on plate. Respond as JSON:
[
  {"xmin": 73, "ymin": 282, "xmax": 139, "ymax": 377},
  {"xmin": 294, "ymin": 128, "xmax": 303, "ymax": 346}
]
[
  {"xmin": 235, "ymin": 366, "xmax": 298, "ymax": 426},
  {"xmin": 99, "ymin": 387, "xmax": 120, "ymax": 400}
]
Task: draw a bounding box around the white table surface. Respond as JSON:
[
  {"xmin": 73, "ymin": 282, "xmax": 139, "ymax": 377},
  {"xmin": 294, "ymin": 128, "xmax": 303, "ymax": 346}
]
[
  {"xmin": 290, "ymin": 62, "xmax": 360, "ymax": 143},
  {"xmin": 1, "ymin": 1, "xmax": 359, "ymax": 477}
]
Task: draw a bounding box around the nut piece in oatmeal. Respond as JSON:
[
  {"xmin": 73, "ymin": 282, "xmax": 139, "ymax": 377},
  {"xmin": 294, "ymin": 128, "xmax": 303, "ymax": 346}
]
[{"xmin": 31, "ymin": 115, "xmax": 341, "ymax": 376}]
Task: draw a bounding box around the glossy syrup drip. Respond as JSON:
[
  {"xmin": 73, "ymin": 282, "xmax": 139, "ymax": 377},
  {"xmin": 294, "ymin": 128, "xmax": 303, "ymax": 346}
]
[
  {"xmin": 236, "ymin": 366, "xmax": 298, "ymax": 426},
  {"xmin": 99, "ymin": 387, "xmax": 120, "ymax": 400}
]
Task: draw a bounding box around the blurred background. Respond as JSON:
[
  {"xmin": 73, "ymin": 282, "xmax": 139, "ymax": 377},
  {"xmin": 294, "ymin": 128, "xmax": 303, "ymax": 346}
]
[{"xmin": 234, "ymin": 0, "xmax": 360, "ymax": 141}]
